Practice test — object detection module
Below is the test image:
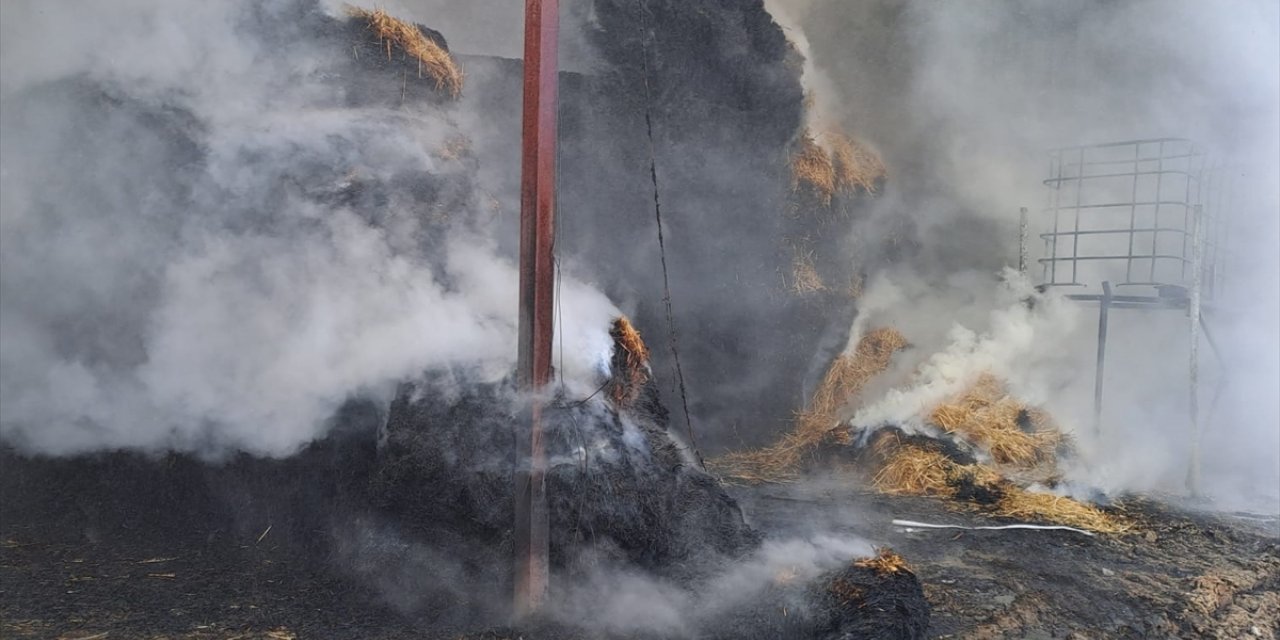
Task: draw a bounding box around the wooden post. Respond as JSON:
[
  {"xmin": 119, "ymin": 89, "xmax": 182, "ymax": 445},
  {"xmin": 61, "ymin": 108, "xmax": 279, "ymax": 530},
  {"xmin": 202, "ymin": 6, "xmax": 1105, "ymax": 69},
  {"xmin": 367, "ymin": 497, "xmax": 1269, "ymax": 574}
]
[{"xmin": 514, "ymin": 0, "xmax": 558, "ymax": 617}]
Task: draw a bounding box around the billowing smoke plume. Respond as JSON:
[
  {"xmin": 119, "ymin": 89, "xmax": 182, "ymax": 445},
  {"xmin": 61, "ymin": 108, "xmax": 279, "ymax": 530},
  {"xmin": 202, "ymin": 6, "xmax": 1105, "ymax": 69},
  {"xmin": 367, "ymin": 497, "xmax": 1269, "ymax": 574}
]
[
  {"xmin": 0, "ymin": 0, "xmax": 619, "ymax": 457},
  {"xmin": 773, "ymin": 0, "xmax": 1279, "ymax": 511}
]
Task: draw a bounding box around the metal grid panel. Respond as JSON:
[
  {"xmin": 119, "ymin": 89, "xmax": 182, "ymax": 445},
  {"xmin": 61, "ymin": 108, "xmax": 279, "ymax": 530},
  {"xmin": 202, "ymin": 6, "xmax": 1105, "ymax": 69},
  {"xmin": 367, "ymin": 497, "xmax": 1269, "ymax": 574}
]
[{"xmin": 1038, "ymin": 138, "xmax": 1228, "ymax": 304}]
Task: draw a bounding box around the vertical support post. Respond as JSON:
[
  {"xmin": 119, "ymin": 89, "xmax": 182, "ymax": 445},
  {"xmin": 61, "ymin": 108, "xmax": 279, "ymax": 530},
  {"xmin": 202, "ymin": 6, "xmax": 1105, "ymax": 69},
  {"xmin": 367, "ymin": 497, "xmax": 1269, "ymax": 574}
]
[
  {"xmin": 515, "ymin": 0, "xmax": 558, "ymax": 617},
  {"xmin": 1071, "ymin": 147, "xmax": 1085, "ymax": 284},
  {"xmin": 1150, "ymin": 140, "xmax": 1166, "ymax": 283},
  {"xmin": 1093, "ymin": 280, "xmax": 1112, "ymax": 436},
  {"xmin": 1048, "ymin": 150, "xmax": 1063, "ymax": 284},
  {"xmin": 1018, "ymin": 207, "xmax": 1029, "ymax": 275},
  {"xmin": 1187, "ymin": 205, "xmax": 1203, "ymax": 496}
]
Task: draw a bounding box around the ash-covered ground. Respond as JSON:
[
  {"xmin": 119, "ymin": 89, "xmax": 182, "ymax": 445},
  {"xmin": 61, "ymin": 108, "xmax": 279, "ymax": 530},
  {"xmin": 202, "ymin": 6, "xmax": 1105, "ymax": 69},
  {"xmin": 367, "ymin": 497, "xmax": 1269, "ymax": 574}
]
[{"xmin": 2, "ymin": 445, "xmax": 1276, "ymax": 639}]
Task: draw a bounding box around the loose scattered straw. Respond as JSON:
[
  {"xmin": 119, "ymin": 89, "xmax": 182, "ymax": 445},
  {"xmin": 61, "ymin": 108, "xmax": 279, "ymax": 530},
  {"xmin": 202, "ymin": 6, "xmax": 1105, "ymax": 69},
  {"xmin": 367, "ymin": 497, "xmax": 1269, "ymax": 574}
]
[
  {"xmin": 789, "ymin": 249, "xmax": 827, "ymax": 294},
  {"xmin": 868, "ymin": 437, "xmax": 1130, "ymax": 534},
  {"xmin": 791, "ymin": 131, "xmax": 837, "ymax": 206},
  {"xmin": 873, "ymin": 445, "xmax": 961, "ymax": 496},
  {"xmin": 995, "ymin": 487, "xmax": 1132, "ymax": 534},
  {"xmin": 827, "ymin": 132, "xmax": 886, "ymax": 195},
  {"xmin": 347, "ymin": 6, "xmax": 463, "ymax": 97},
  {"xmin": 928, "ymin": 374, "xmax": 1065, "ymax": 469},
  {"xmin": 790, "ymin": 129, "xmax": 887, "ymax": 206},
  {"xmin": 709, "ymin": 328, "xmax": 908, "ymax": 483}
]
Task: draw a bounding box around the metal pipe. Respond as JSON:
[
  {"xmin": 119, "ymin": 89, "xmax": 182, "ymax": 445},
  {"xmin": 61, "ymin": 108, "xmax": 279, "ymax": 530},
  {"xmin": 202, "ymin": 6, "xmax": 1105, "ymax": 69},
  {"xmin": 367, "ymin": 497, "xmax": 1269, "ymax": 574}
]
[
  {"xmin": 1125, "ymin": 143, "xmax": 1140, "ymax": 283},
  {"xmin": 1186, "ymin": 205, "xmax": 1204, "ymax": 496},
  {"xmin": 1071, "ymin": 147, "xmax": 1085, "ymax": 284},
  {"xmin": 514, "ymin": 0, "xmax": 558, "ymax": 616},
  {"xmin": 1042, "ymin": 168, "xmax": 1202, "ymax": 185},
  {"xmin": 1040, "ymin": 227, "xmax": 1193, "ymax": 237},
  {"xmin": 1093, "ymin": 281, "xmax": 1112, "ymax": 436},
  {"xmin": 1018, "ymin": 207, "xmax": 1028, "ymax": 275},
  {"xmin": 1049, "ymin": 150, "xmax": 1063, "ymax": 284},
  {"xmin": 1037, "ymin": 200, "xmax": 1200, "ymax": 210},
  {"xmin": 1149, "ymin": 140, "xmax": 1166, "ymax": 283}
]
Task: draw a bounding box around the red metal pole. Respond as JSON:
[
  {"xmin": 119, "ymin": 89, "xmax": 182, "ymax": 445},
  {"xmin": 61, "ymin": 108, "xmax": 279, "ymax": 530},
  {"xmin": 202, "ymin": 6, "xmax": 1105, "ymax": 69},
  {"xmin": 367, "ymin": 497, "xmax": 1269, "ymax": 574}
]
[{"xmin": 515, "ymin": 0, "xmax": 557, "ymax": 617}]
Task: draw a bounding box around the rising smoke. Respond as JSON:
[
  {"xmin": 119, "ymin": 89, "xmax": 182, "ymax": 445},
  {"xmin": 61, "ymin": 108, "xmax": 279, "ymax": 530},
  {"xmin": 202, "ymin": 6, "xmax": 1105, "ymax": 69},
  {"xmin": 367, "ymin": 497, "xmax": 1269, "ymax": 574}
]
[{"xmin": 0, "ymin": 0, "xmax": 619, "ymax": 457}]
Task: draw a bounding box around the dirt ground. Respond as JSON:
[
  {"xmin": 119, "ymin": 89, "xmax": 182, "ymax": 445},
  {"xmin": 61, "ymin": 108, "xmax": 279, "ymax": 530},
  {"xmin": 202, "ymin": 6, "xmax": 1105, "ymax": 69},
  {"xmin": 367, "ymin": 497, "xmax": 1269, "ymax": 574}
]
[
  {"xmin": 2, "ymin": 461, "xmax": 1276, "ymax": 640},
  {"xmin": 733, "ymin": 478, "xmax": 1280, "ymax": 640}
]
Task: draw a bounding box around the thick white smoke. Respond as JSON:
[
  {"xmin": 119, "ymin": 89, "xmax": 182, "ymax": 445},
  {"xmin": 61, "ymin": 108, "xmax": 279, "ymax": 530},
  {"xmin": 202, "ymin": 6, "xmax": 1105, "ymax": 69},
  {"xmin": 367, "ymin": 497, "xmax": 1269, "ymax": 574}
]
[
  {"xmin": 849, "ymin": 269, "xmax": 1082, "ymax": 432},
  {"xmin": 0, "ymin": 0, "xmax": 619, "ymax": 457},
  {"xmin": 549, "ymin": 533, "xmax": 874, "ymax": 636}
]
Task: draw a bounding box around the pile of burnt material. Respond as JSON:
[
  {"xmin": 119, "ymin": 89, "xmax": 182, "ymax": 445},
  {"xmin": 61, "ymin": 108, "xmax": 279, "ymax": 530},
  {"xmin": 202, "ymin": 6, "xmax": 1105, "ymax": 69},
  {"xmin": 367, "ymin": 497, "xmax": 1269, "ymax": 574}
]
[
  {"xmin": 371, "ymin": 317, "xmax": 760, "ymax": 579},
  {"xmin": 814, "ymin": 549, "xmax": 931, "ymax": 640},
  {"xmin": 373, "ymin": 317, "xmax": 929, "ymax": 639},
  {"xmin": 0, "ymin": 325, "xmax": 929, "ymax": 639}
]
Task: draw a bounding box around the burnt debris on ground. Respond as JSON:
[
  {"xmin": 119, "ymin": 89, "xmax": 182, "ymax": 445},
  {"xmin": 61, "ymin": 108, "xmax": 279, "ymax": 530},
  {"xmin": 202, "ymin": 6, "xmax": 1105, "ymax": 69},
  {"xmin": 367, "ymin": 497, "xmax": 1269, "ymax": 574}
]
[
  {"xmin": 4, "ymin": 456, "xmax": 1274, "ymax": 639},
  {"xmin": 736, "ymin": 483, "xmax": 1280, "ymax": 640}
]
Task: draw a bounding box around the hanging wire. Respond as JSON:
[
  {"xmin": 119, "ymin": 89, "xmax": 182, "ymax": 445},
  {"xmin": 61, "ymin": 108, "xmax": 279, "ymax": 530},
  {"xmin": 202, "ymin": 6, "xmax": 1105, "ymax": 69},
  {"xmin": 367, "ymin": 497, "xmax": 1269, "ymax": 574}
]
[
  {"xmin": 554, "ymin": 4, "xmax": 567, "ymax": 391},
  {"xmin": 634, "ymin": 0, "xmax": 703, "ymax": 467}
]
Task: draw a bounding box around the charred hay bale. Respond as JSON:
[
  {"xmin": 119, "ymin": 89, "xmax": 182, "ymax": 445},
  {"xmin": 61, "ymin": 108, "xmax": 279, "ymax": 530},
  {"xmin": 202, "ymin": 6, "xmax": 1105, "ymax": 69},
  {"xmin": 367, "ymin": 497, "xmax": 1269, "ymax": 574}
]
[
  {"xmin": 589, "ymin": 0, "xmax": 803, "ymax": 149},
  {"xmin": 855, "ymin": 425, "xmax": 977, "ymax": 468},
  {"xmin": 814, "ymin": 550, "xmax": 930, "ymax": 640},
  {"xmin": 707, "ymin": 548, "xmax": 931, "ymax": 640},
  {"xmin": 576, "ymin": 0, "xmax": 857, "ymax": 454},
  {"xmin": 371, "ymin": 375, "xmax": 759, "ymax": 576}
]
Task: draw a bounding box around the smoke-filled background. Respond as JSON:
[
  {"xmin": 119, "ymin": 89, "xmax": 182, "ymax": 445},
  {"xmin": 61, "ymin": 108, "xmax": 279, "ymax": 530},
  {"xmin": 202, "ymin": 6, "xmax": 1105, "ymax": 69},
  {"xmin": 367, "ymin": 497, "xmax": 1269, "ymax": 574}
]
[
  {"xmin": 771, "ymin": 0, "xmax": 1280, "ymax": 511},
  {"xmin": 1, "ymin": 0, "xmax": 1277, "ymax": 516}
]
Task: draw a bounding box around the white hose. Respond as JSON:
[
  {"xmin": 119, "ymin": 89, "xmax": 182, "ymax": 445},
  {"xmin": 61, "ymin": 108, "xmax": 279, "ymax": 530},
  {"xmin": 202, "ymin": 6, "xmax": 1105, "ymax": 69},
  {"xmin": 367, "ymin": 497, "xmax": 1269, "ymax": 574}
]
[{"xmin": 891, "ymin": 518, "xmax": 1095, "ymax": 537}]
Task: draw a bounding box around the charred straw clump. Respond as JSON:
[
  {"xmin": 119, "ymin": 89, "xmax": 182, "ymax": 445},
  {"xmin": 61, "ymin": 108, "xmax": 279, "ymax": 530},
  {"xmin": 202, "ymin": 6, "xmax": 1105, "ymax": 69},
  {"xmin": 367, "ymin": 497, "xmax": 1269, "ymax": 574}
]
[
  {"xmin": 710, "ymin": 328, "xmax": 908, "ymax": 483},
  {"xmin": 854, "ymin": 547, "xmax": 912, "ymax": 576},
  {"xmin": 789, "ymin": 129, "xmax": 887, "ymax": 206},
  {"xmin": 823, "ymin": 547, "xmax": 930, "ymax": 639},
  {"xmin": 346, "ymin": 6, "xmax": 463, "ymax": 97},
  {"xmin": 608, "ymin": 316, "xmax": 651, "ymax": 409}
]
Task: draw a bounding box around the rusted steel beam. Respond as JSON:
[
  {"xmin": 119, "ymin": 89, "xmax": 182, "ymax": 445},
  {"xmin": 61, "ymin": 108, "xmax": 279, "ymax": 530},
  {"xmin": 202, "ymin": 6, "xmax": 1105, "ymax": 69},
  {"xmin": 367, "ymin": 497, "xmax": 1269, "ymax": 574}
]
[{"xmin": 514, "ymin": 0, "xmax": 558, "ymax": 617}]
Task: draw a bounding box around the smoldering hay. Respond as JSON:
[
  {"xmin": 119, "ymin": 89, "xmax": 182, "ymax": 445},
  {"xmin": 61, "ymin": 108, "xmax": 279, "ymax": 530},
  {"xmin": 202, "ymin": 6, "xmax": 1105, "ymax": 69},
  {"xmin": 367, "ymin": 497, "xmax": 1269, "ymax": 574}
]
[{"xmin": 762, "ymin": 0, "xmax": 1279, "ymax": 510}]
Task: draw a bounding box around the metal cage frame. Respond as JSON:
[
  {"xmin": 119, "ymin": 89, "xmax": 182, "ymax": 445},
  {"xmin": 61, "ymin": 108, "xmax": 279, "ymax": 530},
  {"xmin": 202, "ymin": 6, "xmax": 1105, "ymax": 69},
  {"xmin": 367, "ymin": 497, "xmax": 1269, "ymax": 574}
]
[
  {"xmin": 1026, "ymin": 137, "xmax": 1237, "ymax": 496},
  {"xmin": 1036, "ymin": 138, "xmax": 1233, "ymax": 308}
]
